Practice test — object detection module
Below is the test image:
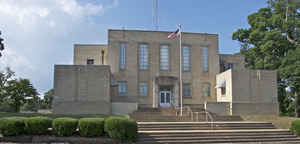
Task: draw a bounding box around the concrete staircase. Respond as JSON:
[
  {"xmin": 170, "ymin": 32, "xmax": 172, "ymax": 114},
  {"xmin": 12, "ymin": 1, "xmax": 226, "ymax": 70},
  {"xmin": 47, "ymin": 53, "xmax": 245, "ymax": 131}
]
[
  {"xmin": 137, "ymin": 122, "xmax": 300, "ymax": 143},
  {"xmin": 130, "ymin": 107, "xmax": 300, "ymax": 143},
  {"xmin": 129, "ymin": 107, "xmax": 242, "ymax": 122}
]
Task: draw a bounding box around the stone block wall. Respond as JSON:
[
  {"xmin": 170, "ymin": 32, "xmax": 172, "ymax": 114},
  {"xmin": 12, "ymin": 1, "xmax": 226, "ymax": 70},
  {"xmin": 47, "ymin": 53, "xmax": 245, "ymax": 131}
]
[{"xmin": 53, "ymin": 65, "xmax": 111, "ymax": 115}]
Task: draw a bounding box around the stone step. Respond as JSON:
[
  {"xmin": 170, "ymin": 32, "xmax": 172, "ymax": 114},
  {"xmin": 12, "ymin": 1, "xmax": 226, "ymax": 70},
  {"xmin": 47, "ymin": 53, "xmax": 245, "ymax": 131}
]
[
  {"xmin": 138, "ymin": 121, "xmax": 273, "ymax": 124},
  {"xmin": 137, "ymin": 137, "xmax": 300, "ymax": 144},
  {"xmin": 139, "ymin": 135, "xmax": 297, "ymax": 141},
  {"xmin": 138, "ymin": 123, "xmax": 274, "ymax": 127},
  {"xmin": 138, "ymin": 127, "xmax": 276, "ymax": 131},
  {"xmin": 139, "ymin": 131, "xmax": 293, "ymax": 137},
  {"xmin": 138, "ymin": 122, "xmax": 273, "ymax": 126},
  {"xmin": 138, "ymin": 129, "xmax": 291, "ymax": 133}
]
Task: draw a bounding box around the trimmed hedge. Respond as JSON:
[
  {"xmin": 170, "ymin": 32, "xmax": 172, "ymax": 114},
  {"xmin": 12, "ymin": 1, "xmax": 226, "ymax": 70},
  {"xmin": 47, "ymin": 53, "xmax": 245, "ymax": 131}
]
[
  {"xmin": 78, "ymin": 118, "xmax": 104, "ymax": 137},
  {"xmin": 0, "ymin": 117, "xmax": 27, "ymax": 136},
  {"xmin": 104, "ymin": 117, "xmax": 137, "ymax": 141},
  {"xmin": 24, "ymin": 117, "xmax": 52, "ymax": 135},
  {"xmin": 290, "ymin": 120, "xmax": 300, "ymax": 136},
  {"xmin": 52, "ymin": 117, "xmax": 78, "ymax": 136}
]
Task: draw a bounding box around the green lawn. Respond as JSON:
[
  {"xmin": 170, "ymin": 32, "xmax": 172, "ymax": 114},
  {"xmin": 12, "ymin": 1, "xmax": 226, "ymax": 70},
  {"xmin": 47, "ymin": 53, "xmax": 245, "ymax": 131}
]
[
  {"xmin": 242, "ymin": 115, "xmax": 300, "ymax": 129},
  {"xmin": 0, "ymin": 111, "xmax": 129, "ymax": 119}
]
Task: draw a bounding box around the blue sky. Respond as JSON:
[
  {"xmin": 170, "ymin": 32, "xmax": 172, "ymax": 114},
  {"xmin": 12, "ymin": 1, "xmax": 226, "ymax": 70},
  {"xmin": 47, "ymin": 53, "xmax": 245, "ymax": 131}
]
[{"xmin": 0, "ymin": 0, "xmax": 268, "ymax": 95}]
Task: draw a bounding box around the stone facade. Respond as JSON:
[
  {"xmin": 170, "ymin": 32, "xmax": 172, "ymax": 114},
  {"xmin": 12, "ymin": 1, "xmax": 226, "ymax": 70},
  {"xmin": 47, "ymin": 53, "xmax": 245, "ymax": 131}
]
[
  {"xmin": 74, "ymin": 44, "xmax": 108, "ymax": 65},
  {"xmin": 53, "ymin": 29, "xmax": 279, "ymax": 115},
  {"xmin": 108, "ymin": 30, "xmax": 219, "ymax": 108},
  {"xmin": 53, "ymin": 65, "xmax": 111, "ymax": 114},
  {"xmin": 216, "ymin": 61, "xmax": 279, "ymax": 115}
]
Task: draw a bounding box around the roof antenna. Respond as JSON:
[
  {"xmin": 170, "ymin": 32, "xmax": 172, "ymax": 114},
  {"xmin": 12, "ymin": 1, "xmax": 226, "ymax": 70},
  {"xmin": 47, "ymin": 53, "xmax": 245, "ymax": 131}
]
[
  {"xmin": 153, "ymin": 0, "xmax": 158, "ymax": 30},
  {"xmin": 122, "ymin": 26, "xmax": 125, "ymax": 39}
]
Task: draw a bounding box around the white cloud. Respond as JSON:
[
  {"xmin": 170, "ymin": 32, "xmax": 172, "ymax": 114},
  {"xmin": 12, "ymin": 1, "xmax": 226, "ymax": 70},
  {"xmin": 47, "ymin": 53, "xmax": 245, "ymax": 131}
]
[
  {"xmin": 0, "ymin": 0, "xmax": 117, "ymax": 26},
  {"xmin": 0, "ymin": 48, "xmax": 35, "ymax": 73},
  {"xmin": 57, "ymin": 0, "xmax": 105, "ymax": 18},
  {"xmin": 0, "ymin": 0, "xmax": 118, "ymax": 93}
]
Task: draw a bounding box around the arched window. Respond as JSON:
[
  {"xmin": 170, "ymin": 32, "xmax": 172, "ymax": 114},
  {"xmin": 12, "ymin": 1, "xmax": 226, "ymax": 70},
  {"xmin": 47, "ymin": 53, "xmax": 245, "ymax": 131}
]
[{"xmin": 202, "ymin": 83, "xmax": 210, "ymax": 97}]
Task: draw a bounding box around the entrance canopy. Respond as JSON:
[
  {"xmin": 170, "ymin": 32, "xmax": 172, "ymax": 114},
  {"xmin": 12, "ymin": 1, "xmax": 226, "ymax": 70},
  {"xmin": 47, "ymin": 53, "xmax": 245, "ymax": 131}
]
[{"xmin": 215, "ymin": 80, "xmax": 226, "ymax": 88}]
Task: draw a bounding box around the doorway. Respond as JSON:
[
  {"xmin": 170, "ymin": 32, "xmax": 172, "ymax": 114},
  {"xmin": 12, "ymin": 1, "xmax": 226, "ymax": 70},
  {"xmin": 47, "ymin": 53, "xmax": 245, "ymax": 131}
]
[{"xmin": 160, "ymin": 91, "xmax": 171, "ymax": 107}]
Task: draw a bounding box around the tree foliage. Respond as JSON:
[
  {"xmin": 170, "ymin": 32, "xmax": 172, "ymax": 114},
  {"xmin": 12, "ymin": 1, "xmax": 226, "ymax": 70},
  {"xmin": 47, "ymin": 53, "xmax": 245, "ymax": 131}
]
[
  {"xmin": 40, "ymin": 89, "xmax": 54, "ymax": 109},
  {"xmin": 0, "ymin": 68, "xmax": 15, "ymax": 103},
  {"xmin": 5, "ymin": 78, "xmax": 39, "ymax": 112},
  {"xmin": 233, "ymin": 0, "xmax": 300, "ymax": 116},
  {"xmin": 0, "ymin": 68, "xmax": 39, "ymax": 112}
]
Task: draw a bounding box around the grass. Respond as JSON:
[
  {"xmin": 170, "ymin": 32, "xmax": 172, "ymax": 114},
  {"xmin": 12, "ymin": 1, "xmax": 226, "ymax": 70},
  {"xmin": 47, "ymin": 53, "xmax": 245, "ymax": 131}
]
[
  {"xmin": 0, "ymin": 111, "xmax": 129, "ymax": 119},
  {"xmin": 241, "ymin": 115, "xmax": 300, "ymax": 129}
]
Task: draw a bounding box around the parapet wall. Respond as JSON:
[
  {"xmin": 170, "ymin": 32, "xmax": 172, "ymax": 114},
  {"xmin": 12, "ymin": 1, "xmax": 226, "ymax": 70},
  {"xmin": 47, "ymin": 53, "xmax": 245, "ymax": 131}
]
[{"xmin": 52, "ymin": 65, "xmax": 111, "ymax": 115}]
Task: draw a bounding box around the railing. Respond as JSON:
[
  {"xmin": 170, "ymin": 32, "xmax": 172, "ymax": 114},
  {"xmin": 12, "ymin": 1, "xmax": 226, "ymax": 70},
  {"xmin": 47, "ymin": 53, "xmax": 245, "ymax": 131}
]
[{"xmin": 175, "ymin": 106, "xmax": 214, "ymax": 129}]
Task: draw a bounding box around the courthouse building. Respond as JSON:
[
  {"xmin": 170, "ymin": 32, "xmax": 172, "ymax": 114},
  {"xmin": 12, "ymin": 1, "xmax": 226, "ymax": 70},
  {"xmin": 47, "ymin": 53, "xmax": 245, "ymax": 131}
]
[{"xmin": 53, "ymin": 29, "xmax": 279, "ymax": 115}]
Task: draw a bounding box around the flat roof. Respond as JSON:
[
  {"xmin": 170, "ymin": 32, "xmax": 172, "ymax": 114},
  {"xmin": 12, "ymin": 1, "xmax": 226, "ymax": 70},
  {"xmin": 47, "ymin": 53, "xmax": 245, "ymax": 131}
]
[
  {"xmin": 74, "ymin": 44, "xmax": 107, "ymax": 46},
  {"xmin": 108, "ymin": 29, "xmax": 218, "ymax": 36}
]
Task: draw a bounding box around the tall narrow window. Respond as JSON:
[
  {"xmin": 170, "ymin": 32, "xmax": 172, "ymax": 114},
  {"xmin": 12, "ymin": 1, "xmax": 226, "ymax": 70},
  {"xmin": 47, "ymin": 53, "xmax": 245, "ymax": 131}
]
[
  {"xmin": 202, "ymin": 83, "xmax": 211, "ymax": 97},
  {"xmin": 139, "ymin": 83, "xmax": 148, "ymax": 96},
  {"xmin": 183, "ymin": 83, "xmax": 191, "ymax": 97},
  {"xmin": 101, "ymin": 50, "xmax": 105, "ymax": 65},
  {"xmin": 139, "ymin": 44, "xmax": 149, "ymax": 70},
  {"xmin": 202, "ymin": 47, "xmax": 208, "ymax": 72},
  {"xmin": 182, "ymin": 46, "xmax": 191, "ymax": 71},
  {"xmin": 118, "ymin": 82, "xmax": 127, "ymax": 96},
  {"xmin": 120, "ymin": 43, "xmax": 126, "ymax": 70},
  {"xmin": 160, "ymin": 45, "xmax": 169, "ymax": 70}
]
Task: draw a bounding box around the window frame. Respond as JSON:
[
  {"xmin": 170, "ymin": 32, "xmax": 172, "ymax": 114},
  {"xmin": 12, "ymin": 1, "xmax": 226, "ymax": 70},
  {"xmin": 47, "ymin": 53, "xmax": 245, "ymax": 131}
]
[
  {"xmin": 87, "ymin": 59, "xmax": 94, "ymax": 65},
  {"xmin": 160, "ymin": 45, "xmax": 170, "ymax": 71},
  {"xmin": 138, "ymin": 43, "xmax": 149, "ymax": 70},
  {"xmin": 202, "ymin": 83, "xmax": 211, "ymax": 97},
  {"xmin": 139, "ymin": 82, "xmax": 148, "ymax": 97},
  {"xmin": 202, "ymin": 47, "xmax": 209, "ymax": 72},
  {"xmin": 182, "ymin": 45, "xmax": 191, "ymax": 72},
  {"xmin": 120, "ymin": 43, "xmax": 126, "ymax": 70},
  {"xmin": 221, "ymin": 87, "xmax": 226, "ymax": 96},
  {"xmin": 118, "ymin": 81, "xmax": 127, "ymax": 96},
  {"xmin": 183, "ymin": 83, "xmax": 192, "ymax": 97}
]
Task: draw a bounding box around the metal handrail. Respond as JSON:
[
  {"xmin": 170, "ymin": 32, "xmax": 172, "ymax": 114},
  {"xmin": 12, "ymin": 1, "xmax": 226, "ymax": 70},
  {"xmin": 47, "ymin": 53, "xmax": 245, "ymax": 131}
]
[{"xmin": 174, "ymin": 106, "xmax": 214, "ymax": 129}]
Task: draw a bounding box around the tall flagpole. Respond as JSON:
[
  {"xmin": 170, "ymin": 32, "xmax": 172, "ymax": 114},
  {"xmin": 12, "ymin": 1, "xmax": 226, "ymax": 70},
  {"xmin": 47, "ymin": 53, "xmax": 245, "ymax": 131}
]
[{"xmin": 179, "ymin": 24, "xmax": 183, "ymax": 116}]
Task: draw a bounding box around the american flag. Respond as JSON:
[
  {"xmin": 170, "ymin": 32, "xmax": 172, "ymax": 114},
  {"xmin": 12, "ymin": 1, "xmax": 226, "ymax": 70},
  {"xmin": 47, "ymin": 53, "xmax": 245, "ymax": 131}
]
[{"xmin": 168, "ymin": 28, "xmax": 180, "ymax": 39}]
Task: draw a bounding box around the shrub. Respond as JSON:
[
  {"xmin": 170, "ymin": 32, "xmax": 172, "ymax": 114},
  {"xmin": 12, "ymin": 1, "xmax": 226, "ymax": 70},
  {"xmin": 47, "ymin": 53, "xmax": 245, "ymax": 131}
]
[
  {"xmin": 104, "ymin": 117, "xmax": 137, "ymax": 141},
  {"xmin": 0, "ymin": 117, "xmax": 27, "ymax": 136},
  {"xmin": 78, "ymin": 118, "xmax": 104, "ymax": 137},
  {"xmin": 52, "ymin": 117, "xmax": 78, "ymax": 136},
  {"xmin": 24, "ymin": 117, "xmax": 52, "ymax": 135},
  {"xmin": 290, "ymin": 120, "xmax": 300, "ymax": 136}
]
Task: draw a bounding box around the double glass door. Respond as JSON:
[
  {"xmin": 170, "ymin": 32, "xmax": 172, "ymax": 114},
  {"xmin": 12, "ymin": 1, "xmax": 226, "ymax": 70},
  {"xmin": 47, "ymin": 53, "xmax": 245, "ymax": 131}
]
[{"xmin": 160, "ymin": 91, "xmax": 171, "ymax": 107}]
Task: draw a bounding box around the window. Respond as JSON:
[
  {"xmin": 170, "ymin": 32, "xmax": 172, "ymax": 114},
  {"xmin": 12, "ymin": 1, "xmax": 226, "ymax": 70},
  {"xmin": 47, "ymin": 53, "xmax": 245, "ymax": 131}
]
[
  {"xmin": 202, "ymin": 47, "xmax": 208, "ymax": 72},
  {"xmin": 101, "ymin": 50, "xmax": 105, "ymax": 65},
  {"xmin": 120, "ymin": 43, "xmax": 126, "ymax": 70},
  {"xmin": 183, "ymin": 84, "xmax": 191, "ymax": 97},
  {"xmin": 182, "ymin": 46, "xmax": 191, "ymax": 71},
  {"xmin": 160, "ymin": 45, "xmax": 169, "ymax": 70},
  {"xmin": 221, "ymin": 87, "xmax": 226, "ymax": 95},
  {"xmin": 139, "ymin": 83, "xmax": 148, "ymax": 96},
  {"xmin": 87, "ymin": 59, "xmax": 94, "ymax": 65},
  {"xmin": 118, "ymin": 82, "xmax": 127, "ymax": 96},
  {"xmin": 202, "ymin": 83, "xmax": 211, "ymax": 97},
  {"xmin": 139, "ymin": 44, "xmax": 149, "ymax": 70}
]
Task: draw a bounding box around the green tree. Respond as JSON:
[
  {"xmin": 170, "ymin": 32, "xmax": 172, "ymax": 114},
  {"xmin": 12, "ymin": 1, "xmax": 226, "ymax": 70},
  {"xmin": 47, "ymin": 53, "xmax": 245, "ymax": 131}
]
[
  {"xmin": 5, "ymin": 78, "xmax": 39, "ymax": 112},
  {"xmin": 0, "ymin": 67, "xmax": 15, "ymax": 103},
  {"xmin": 43, "ymin": 89, "xmax": 54, "ymax": 109},
  {"xmin": 232, "ymin": 0, "xmax": 300, "ymax": 116},
  {"xmin": 279, "ymin": 46, "xmax": 300, "ymax": 117}
]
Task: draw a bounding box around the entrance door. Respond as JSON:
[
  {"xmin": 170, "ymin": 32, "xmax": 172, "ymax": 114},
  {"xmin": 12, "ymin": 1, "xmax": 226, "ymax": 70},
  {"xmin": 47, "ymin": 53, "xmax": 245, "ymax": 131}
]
[{"xmin": 160, "ymin": 91, "xmax": 171, "ymax": 107}]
